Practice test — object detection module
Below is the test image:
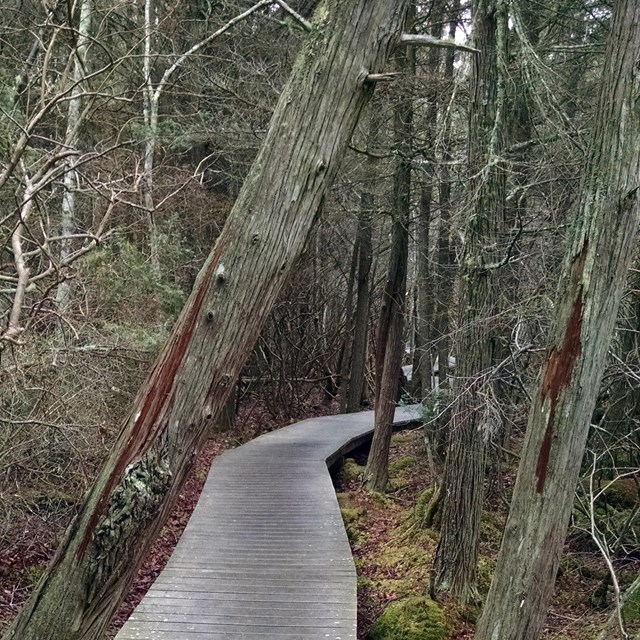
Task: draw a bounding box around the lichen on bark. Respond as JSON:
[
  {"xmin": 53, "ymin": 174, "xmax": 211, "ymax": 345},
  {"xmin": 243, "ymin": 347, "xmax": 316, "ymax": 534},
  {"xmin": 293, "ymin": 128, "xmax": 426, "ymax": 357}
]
[{"xmin": 88, "ymin": 446, "xmax": 171, "ymax": 598}]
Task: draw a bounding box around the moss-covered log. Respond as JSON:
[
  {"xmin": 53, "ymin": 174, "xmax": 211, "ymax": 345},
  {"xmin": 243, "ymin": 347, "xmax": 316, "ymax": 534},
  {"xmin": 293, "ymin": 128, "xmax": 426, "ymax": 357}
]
[{"xmin": 2, "ymin": 2, "xmax": 410, "ymax": 639}]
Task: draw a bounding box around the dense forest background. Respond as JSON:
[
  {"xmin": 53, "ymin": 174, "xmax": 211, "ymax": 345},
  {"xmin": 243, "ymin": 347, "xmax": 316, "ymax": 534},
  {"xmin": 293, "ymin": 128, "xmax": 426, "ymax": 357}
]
[{"xmin": 0, "ymin": 0, "xmax": 639, "ymax": 638}]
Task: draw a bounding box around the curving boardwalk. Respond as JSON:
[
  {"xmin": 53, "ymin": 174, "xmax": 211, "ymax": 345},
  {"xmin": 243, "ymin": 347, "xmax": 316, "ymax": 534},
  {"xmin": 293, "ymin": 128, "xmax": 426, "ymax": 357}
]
[{"xmin": 116, "ymin": 405, "xmax": 420, "ymax": 640}]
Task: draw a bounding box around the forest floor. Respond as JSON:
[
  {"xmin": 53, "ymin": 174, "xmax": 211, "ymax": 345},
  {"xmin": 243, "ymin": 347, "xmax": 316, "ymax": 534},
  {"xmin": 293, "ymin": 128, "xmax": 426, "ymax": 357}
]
[
  {"xmin": 0, "ymin": 397, "xmax": 338, "ymax": 636},
  {"xmin": 2, "ymin": 406, "xmax": 638, "ymax": 639},
  {"xmin": 336, "ymin": 428, "xmax": 640, "ymax": 640}
]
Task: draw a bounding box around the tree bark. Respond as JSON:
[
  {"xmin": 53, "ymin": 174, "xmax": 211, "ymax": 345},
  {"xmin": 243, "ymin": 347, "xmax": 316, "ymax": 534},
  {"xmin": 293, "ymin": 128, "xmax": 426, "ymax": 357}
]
[
  {"xmin": 338, "ymin": 231, "xmax": 359, "ymax": 412},
  {"xmin": 1, "ymin": 2, "xmax": 409, "ymax": 639},
  {"xmin": 413, "ymin": 0, "xmax": 445, "ymax": 399},
  {"xmin": 345, "ymin": 102, "xmax": 379, "ymax": 413},
  {"xmin": 476, "ymin": 2, "xmax": 640, "ymax": 638},
  {"xmin": 56, "ymin": 0, "xmax": 92, "ymax": 309},
  {"xmin": 431, "ymin": 0, "xmax": 507, "ymax": 604},
  {"xmin": 364, "ymin": 37, "xmax": 414, "ymax": 493},
  {"xmin": 432, "ymin": 0, "xmax": 459, "ymax": 393}
]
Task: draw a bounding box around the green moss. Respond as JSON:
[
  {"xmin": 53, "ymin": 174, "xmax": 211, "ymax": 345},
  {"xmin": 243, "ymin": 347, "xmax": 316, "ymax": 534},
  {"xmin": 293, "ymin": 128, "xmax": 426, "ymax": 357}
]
[
  {"xmin": 370, "ymin": 596, "xmax": 449, "ymax": 640},
  {"xmin": 388, "ymin": 456, "xmax": 417, "ymax": 490},
  {"xmin": 340, "ymin": 504, "xmax": 367, "ymax": 545},
  {"xmin": 370, "ymin": 491, "xmax": 393, "ymax": 507},
  {"xmin": 414, "ymin": 488, "xmax": 435, "ymax": 522},
  {"xmin": 357, "ymin": 575, "xmax": 373, "ymax": 592},
  {"xmin": 23, "ymin": 565, "xmax": 45, "ymax": 587},
  {"xmin": 391, "ymin": 431, "xmax": 414, "ymax": 446},
  {"xmin": 389, "ymin": 456, "xmax": 416, "ymax": 474},
  {"xmin": 341, "ymin": 506, "xmax": 365, "ymax": 524},
  {"xmin": 340, "ymin": 458, "xmax": 364, "ymax": 484},
  {"xmin": 378, "ymin": 541, "xmax": 431, "ymax": 573},
  {"xmin": 479, "ymin": 509, "xmax": 503, "ymax": 548},
  {"xmin": 623, "ymin": 587, "xmax": 640, "ymax": 622},
  {"xmin": 476, "ymin": 556, "xmax": 495, "ymax": 594}
]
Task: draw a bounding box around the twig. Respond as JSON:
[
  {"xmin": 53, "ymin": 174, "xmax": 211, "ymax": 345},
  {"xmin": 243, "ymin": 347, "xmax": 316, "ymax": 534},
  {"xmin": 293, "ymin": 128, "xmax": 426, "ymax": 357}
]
[{"xmin": 401, "ymin": 33, "xmax": 479, "ymax": 54}]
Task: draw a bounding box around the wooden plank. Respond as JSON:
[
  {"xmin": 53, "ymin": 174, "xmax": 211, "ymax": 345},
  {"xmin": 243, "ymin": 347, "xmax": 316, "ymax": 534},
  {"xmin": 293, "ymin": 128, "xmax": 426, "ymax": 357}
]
[{"xmin": 116, "ymin": 406, "xmax": 419, "ymax": 640}]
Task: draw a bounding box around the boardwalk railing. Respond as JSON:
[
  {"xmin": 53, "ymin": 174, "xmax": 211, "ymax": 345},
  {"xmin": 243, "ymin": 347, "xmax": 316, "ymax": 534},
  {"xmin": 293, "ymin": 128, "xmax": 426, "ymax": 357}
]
[{"xmin": 117, "ymin": 405, "xmax": 420, "ymax": 640}]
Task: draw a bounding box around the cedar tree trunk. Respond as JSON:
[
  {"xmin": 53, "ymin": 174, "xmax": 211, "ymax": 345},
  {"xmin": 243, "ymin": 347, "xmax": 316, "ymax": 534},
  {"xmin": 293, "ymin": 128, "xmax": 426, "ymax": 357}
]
[
  {"xmin": 364, "ymin": 39, "xmax": 414, "ymax": 493},
  {"xmin": 2, "ymin": 2, "xmax": 409, "ymax": 639},
  {"xmin": 431, "ymin": 0, "xmax": 507, "ymax": 604},
  {"xmin": 345, "ymin": 188, "xmax": 374, "ymax": 412},
  {"xmin": 476, "ymin": 2, "xmax": 640, "ymax": 638}
]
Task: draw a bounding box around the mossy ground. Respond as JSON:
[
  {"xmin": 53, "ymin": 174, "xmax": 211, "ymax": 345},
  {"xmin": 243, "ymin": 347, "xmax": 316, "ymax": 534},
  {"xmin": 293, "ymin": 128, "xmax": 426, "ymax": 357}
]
[
  {"xmin": 336, "ymin": 429, "xmax": 470, "ymax": 639},
  {"xmin": 335, "ymin": 428, "xmax": 640, "ymax": 640},
  {"xmin": 370, "ymin": 596, "xmax": 448, "ymax": 640}
]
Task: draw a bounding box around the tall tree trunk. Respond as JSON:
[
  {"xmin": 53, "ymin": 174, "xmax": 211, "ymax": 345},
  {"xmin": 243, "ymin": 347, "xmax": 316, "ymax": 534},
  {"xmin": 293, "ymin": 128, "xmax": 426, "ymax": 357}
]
[
  {"xmin": 56, "ymin": 0, "xmax": 92, "ymax": 309},
  {"xmin": 345, "ymin": 190, "xmax": 374, "ymax": 412},
  {"xmin": 1, "ymin": 3, "xmax": 409, "ymax": 639},
  {"xmin": 345, "ymin": 104, "xmax": 379, "ymax": 413},
  {"xmin": 338, "ymin": 232, "xmax": 359, "ymax": 412},
  {"xmin": 142, "ymin": 0, "xmax": 160, "ymax": 275},
  {"xmin": 415, "ymin": 185, "xmax": 433, "ymax": 395},
  {"xmin": 431, "ymin": 0, "xmax": 507, "ymax": 604},
  {"xmin": 476, "ymin": 2, "xmax": 640, "ymax": 638},
  {"xmin": 364, "ymin": 36, "xmax": 414, "ymax": 493},
  {"xmin": 432, "ymin": 0, "xmax": 460, "ymax": 393},
  {"xmin": 414, "ymin": 0, "xmax": 445, "ymax": 399}
]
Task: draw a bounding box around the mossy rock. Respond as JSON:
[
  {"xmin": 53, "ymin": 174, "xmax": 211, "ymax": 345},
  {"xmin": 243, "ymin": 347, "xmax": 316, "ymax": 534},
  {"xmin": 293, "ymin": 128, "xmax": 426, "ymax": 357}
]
[
  {"xmin": 340, "ymin": 458, "xmax": 364, "ymax": 484},
  {"xmin": 603, "ymin": 477, "xmax": 639, "ymax": 510},
  {"xmin": 370, "ymin": 596, "xmax": 449, "ymax": 640}
]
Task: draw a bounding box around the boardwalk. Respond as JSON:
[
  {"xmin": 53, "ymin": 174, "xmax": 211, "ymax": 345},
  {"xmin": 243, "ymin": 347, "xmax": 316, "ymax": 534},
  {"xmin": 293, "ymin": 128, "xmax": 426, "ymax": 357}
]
[{"xmin": 117, "ymin": 405, "xmax": 419, "ymax": 640}]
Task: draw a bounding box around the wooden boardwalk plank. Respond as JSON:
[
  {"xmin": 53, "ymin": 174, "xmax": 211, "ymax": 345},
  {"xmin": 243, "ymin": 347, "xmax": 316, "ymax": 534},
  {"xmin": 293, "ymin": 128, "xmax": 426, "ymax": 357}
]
[{"xmin": 116, "ymin": 406, "xmax": 419, "ymax": 640}]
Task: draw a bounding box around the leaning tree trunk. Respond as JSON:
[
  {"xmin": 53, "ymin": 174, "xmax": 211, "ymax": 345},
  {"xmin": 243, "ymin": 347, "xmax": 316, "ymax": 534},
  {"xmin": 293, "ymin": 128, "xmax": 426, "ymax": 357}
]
[
  {"xmin": 364, "ymin": 40, "xmax": 414, "ymax": 493},
  {"xmin": 476, "ymin": 2, "xmax": 640, "ymax": 638},
  {"xmin": 431, "ymin": 0, "xmax": 507, "ymax": 604},
  {"xmin": 2, "ymin": 2, "xmax": 409, "ymax": 639}
]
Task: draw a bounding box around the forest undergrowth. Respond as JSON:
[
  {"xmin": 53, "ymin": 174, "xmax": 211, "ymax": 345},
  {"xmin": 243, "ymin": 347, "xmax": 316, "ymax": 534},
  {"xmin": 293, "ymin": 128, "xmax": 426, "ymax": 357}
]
[
  {"xmin": 336, "ymin": 429, "xmax": 640, "ymax": 640},
  {"xmin": 0, "ymin": 393, "xmax": 340, "ymax": 635}
]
